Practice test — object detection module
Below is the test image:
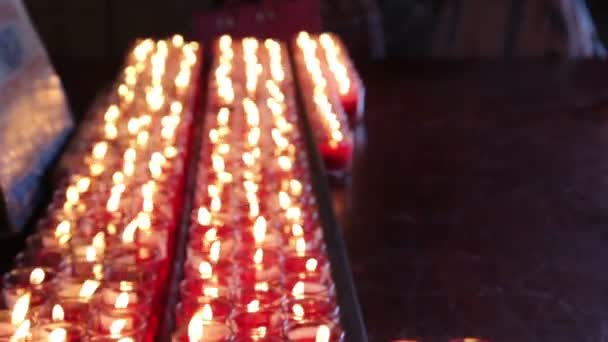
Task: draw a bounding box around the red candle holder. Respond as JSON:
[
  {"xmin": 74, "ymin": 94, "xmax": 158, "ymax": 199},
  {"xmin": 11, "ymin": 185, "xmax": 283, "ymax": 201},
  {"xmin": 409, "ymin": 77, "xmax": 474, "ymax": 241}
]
[
  {"xmin": 283, "ymin": 319, "xmax": 343, "ymax": 342},
  {"xmin": 284, "ymin": 274, "xmax": 335, "ymax": 300},
  {"xmin": 14, "ymin": 248, "xmax": 66, "ymax": 272},
  {"xmin": 183, "ymin": 259, "xmax": 234, "ymax": 286},
  {"xmin": 104, "ymin": 243, "xmax": 165, "ymax": 273},
  {"xmin": 87, "ymin": 308, "xmax": 147, "ymax": 341},
  {"xmin": 2, "ymin": 267, "xmax": 56, "ymax": 308},
  {"xmin": 171, "ymin": 322, "xmax": 233, "ymax": 342},
  {"xmin": 179, "ymin": 278, "xmax": 232, "ymax": 301},
  {"xmin": 284, "ymin": 252, "xmax": 329, "ymax": 278},
  {"xmin": 233, "ymin": 281, "xmax": 284, "ymax": 311},
  {"xmin": 318, "ymin": 140, "xmax": 353, "ymax": 172},
  {"xmin": 29, "ymin": 322, "xmax": 85, "ymax": 342},
  {"xmin": 234, "ymin": 249, "xmax": 283, "ymax": 285},
  {"xmin": 283, "ymin": 295, "xmax": 339, "ymax": 325},
  {"xmin": 91, "ymin": 283, "xmax": 153, "ymax": 315},
  {"xmin": 174, "ymin": 298, "xmax": 233, "ymax": 327},
  {"xmin": 103, "ymin": 264, "xmax": 158, "ymax": 292},
  {"xmin": 232, "ymin": 304, "xmax": 283, "ymax": 339}
]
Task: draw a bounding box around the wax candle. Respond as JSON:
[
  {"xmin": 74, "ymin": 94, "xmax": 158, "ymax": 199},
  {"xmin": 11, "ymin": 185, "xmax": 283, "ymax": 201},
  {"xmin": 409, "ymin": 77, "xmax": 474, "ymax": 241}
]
[
  {"xmin": 232, "ymin": 299, "xmax": 283, "ymax": 339},
  {"xmin": 284, "ymin": 296, "xmax": 339, "ymax": 325},
  {"xmin": 284, "ymin": 321, "xmax": 343, "ymax": 342},
  {"xmin": 174, "ymin": 300, "xmax": 232, "ymax": 327}
]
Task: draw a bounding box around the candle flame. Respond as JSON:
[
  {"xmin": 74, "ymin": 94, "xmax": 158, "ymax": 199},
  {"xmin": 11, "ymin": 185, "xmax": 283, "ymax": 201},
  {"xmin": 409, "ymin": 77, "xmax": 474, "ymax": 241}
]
[
  {"xmin": 292, "ymin": 304, "xmax": 305, "ymax": 319},
  {"xmin": 197, "ymin": 207, "xmax": 211, "ymax": 226},
  {"xmin": 188, "ymin": 310, "xmax": 205, "ymax": 341},
  {"xmin": 51, "ymin": 304, "xmax": 64, "ymax": 322},
  {"xmin": 316, "ymin": 325, "xmax": 331, "ymax": 342},
  {"xmin": 203, "ymin": 287, "xmax": 219, "ymax": 298},
  {"xmin": 210, "ymin": 197, "xmax": 221, "ymax": 213},
  {"xmin": 304, "ymin": 259, "xmax": 319, "ymax": 274},
  {"xmin": 55, "ymin": 220, "xmax": 71, "ymax": 237},
  {"xmin": 277, "ymin": 156, "xmax": 292, "ymax": 171},
  {"xmin": 65, "ymin": 186, "xmax": 79, "ymax": 204},
  {"xmin": 114, "ymin": 292, "xmax": 129, "ymax": 309},
  {"xmin": 117, "ymin": 338, "xmax": 134, "ymax": 342},
  {"xmin": 209, "ymin": 241, "xmax": 221, "ymax": 263},
  {"xmin": 290, "ymin": 179, "xmax": 303, "ymax": 196},
  {"xmin": 170, "ymin": 101, "xmax": 183, "ymax": 114},
  {"xmin": 295, "ymin": 238, "xmax": 307, "ymax": 255},
  {"xmin": 122, "ymin": 218, "xmax": 139, "ymax": 244},
  {"xmin": 198, "ymin": 262, "xmax": 213, "ymax": 279},
  {"xmin": 207, "ymin": 184, "xmax": 220, "ymax": 198},
  {"xmin": 201, "ymin": 304, "xmax": 213, "ymax": 321},
  {"xmin": 11, "ymin": 319, "xmax": 30, "ymax": 341},
  {"xmin": 92, "ymin": 141, "xmax": 108, "ymax": 160},
  {"xmin": 243, "ymin": 98, "xmax": 260, "ymax": 126},
  {"xmin": 48, "ymin": 327, "xmax": 67, "ymax": 342},
  {"xmin": 292, "ymin": 281, "xmax": 305, "ymax": 298},
  {"xmin": 79, "ymin": 280, "xmax": 100, "ymax": 299},
  {"xmin": 85, "ymin": 246, "xmax": 97, "ymax": 262},
  {"xmin": 278, "ymin": 191, "xmax": 291, "ymax": 210},
  {"xmin": 247, "ymin": 299, "xmax": 260, "ymax": 313},
  {"xmin": 11, "ymin": 293, "xmax": 30, "ymax": 325},
  {"xmin": 76, "ymin": 177, "xmax": 91, "ymax": 193},
  {"xmin": 247, "ymin": 127, "xmax": 261, "ymax": 146},
  {"xmin": 217, "ymin": 107, "xmax": 230, "ymax": 126},
  {"xmin": 253, "ymin": 216, "xmax": 267, "ymax": 244},
  {"xmin": 29, "ymin": 268, "xmax": 45, "ymax": 285},
  {"xmin": 92, "ymin": 232, "xmax": 105, "ymax": 251},
  {"xmin": 204, "ymin": 228, "xmax": 217, "ymax": 242},
  {"xmin": 93, "ymin": 264, "xmax": 104, "ymax": 281},
  {"xmin": 109, "ymin": 319, "xmax": 127, "ymax": 336},
  {"xmin": 105, "ymin": 105, "xmax": 120, "ymax": 122},
  {"xmin": 254, "ymin": 282, "xmax": 269, "ymax": 292},
  {"xmin": 292, "ymin": 224, "xmax": 304, "ymax": 237},
  {"xmin": 286, "ymin": 206, "xmax": 302, "ymax": 221},
  {"xmin": 253, "ymin": 249, "xmax": 264, "ymax": 265}
]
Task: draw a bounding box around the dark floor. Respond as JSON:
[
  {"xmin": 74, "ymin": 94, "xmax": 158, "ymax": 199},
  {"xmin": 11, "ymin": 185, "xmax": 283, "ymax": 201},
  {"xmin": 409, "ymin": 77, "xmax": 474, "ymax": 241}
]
[{"xmin": 341, "ymin": 61, "xmax": 608, "ymax": 341}]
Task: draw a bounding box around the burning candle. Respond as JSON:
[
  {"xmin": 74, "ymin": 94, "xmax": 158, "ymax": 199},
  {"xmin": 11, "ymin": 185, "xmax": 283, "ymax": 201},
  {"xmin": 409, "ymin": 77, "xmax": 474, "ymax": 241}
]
[
  {"xmin": 2, "ymin": 267, "xmax": 55, "ymax": 308},
  {"xmin": 284, "ymin": 321, "xmax": 343, "ymax": 342}
]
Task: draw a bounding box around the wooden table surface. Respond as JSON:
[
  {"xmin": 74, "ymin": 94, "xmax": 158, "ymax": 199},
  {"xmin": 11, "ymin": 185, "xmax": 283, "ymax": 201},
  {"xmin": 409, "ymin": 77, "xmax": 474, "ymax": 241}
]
[{"xmin": 340, "ymin": 60, "xmax": 608, "ymax": 341}]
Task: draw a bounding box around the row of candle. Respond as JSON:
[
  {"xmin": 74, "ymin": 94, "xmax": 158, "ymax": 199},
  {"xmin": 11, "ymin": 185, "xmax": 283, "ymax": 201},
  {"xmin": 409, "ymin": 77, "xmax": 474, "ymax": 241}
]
[
  {"xmin": 292, "ymin": 32, "xmax": 354, "ymax": 173},
  {"xmin": 170, "ymin": 35, "xmax": 343, "ymax": 341},
  {"xmin": 0, "ymin": 36, "xmax": 201, "ymax": 341},
  {"xmin": 315, "ymin": 33, "xmax": 364, "ymax": 124}
]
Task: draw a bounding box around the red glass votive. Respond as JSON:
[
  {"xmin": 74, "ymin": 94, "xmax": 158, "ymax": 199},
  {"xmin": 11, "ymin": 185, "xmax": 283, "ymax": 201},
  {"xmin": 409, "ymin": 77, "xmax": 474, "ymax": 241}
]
[
  {"xmin": 283, "ymin": 252, "xmax": 329, "ymax": 278},
  {"xmin": 87, "ymin": 306, "xmax": 147, "ymax": 338},
  {"xmin": 104, "ymin": 243, "xmax": 165, "ymax": 272},
  {"xmin": 283, "ymin": 319, "xmax": 343, "ymax": 342},
  {"xmin": 233, "ymin": 282, "xmax": 284, "ymax": 311},
  {"xmin": 2, "ymin": 267, "xmax": 56, "ymax": 308},
  {"xmin": 284, "ymin": 295, "xmax": 339, "ymax": 325},
  {"xmin": 14, "ymin": 248, "xmax": 66, "ymax": 272},
  {"xmin": 318, "ymin": 141, "xmax": 352, "ymax": 172},
  {"xmin": 234, "ymin": 249, "xmax": 282, "ymax": 285},
  {"xmin": 59, "ymin": 257, "xmax": 104, "ymax": 281},
  {"xmin": 183, "ymin": 259, "xmax": 234, "ymax": 286},
  {"xmin": 174, "ymin": 298, "xmax": 233, "ymax": 327},
  {"xmin": 28, "ymin": 322, "xmax": 85, "ymax": 342},
  {"xmin": 339, "ymin": 83, "xmax": 360, "ymax": 122},
  {"xmin": 284, "ymin": 274, "xmax": 335, "ymax": 299},
  {"xmin": 91, "ymin": 283, "xmax": 153, "ymax": 315},
  {"xmin": 179, "ymin": 278, "xmax": 232, "ymax": 301},
  {"xmin": 187, "ymin": 229, "xmax": 238, "ymax": 261},
  {"xmin": 103, "ymin": 264, "xmax": 158, "ymax": 291},
  {"xmin": 239, "ymin": 230, "xmax": 284, "ymax": 251},
  {"xmin": 171, "ymin": 322, "xmax": 233, "ymax": 342},
  {"xmin": 232, "ymin": 305, "xmax": 283, "ymax": 339},
  {"xmin": 233, "ymin": 337, "xmax": 283, "ymax": 342}
]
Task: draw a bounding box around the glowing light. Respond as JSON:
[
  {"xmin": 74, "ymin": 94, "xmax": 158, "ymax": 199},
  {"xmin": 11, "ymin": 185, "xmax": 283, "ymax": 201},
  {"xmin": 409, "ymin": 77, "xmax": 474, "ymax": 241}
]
[
  {"xmin": 204, "ymin": 228, "xmax": 217, "ymax": 242},
  {"xmin": 316, "ymin": 325, "xmax": 331, "ymax": 342},
  {"xmin": 55, "ymin": 220, "xmax": 71, "ymax": 237},
  {"xmin": 292, "ymin": 282, "xmax": 305, "ymax": 298},
  {"xmin": 11, "ymin": 293, "xmax": 30, "ymax": 325},
  {"xmin": 121, "ymin": 218, "xmax": 139, "ymax": 244},
  {"xmin": 292, "ymin": 304, "xmax": 305, "ymax": 318},
  {"xmin": 295, "ymin": 238, "xmax": 307, "ymax": 255},
  {"xmin": 255, "ymin": 282, "xmax": 269, "ymax": 292},
  {"xmin": 11, "ymin": 320, "xmax": 30, "ymax": 341},
  {"xmin": 79, "ymin": 280, "xmax": 100, "ymax": 299},
  {"xmin": 306, "ymin": 258, "xmax": 319, "ymax": 272},
  {"xmin": 51, "ymin": 304, "xmax": 64, "ymax": 322},
  {"xmin": 209, "ymin": 241, "xmax": 221, "ymax": 263},
  {"xmin": 172, "ymin": 34, "xmax": 184, "ymax": 47},
  {"xmin": 292, "ymin": 224, "xmax": 304, "ymax": 237},
  {"xmin": 278, "ymin": 156, "xmax": 292, "ymax": 171},
  {"xmin": 114, "ymin": 292, "xmax": 129, "ymax": 309},
  {"xmin": 85, "ymin": 246, "xmax": 97, "ymax": 262},
  {"xmin": 92, "ymin": 141, "xmax": 108, "ymax": 160},
  {"xmin": 290, "ymin": 179, "xmax": 303, "ymax": 196},
  {"xmin": 247, "ymin": 299, "xmax": 260, "ymax": 313},
  {"xmin": 48, "ymin": 327, "xmax": 67, "ymax": 342},
  {"xmin": 210, "ymin": 197, "xmax": 221, "ymax": 213},
  {"xmin": 76, "ymin": 177, "xmax": 91, "ymax": 193},
  {"xmin": 170, "ymin": 101, "xmax": 183, "ymax": 114},
  {"xmin": 203, "ymin": 287, "xmax": 219, "ymax": 298},
  {"xmin": 253, "ymin": 249, "xmax": 264, "ymax": 265},
  {"xmin": 278, "ymin": 191, "xmax": 291, "ymax": 210},
  {"xmin": 201, "ymin": 304, "xmax": 213, "ymax": 321},
  {"xmin": 198, "ymin": 262, "xmax": 213, "ymax": 279},
  {"xmin": 253, "ymin": 216, "xmax": 267, "ymax": 244},
  {"xmin": 188, "ymin": 309, "xmax": 205, "ymax": 341},
  {"xmin": 29, "ymin": 268, "xmax": 45, "ymax": 285},
  {"xmin": 197, "ymin": 208, "xmax": 211, "ymax": 226},
  {"xmin": 109, "ymin": 319, "xmax": 127, "ymax": 337},
  {"xmin": 105, "ymin": 105, "xmax": 120, "ymax": 122},
  {"xmin": 217, "ymin": 108, "xmax": 230, "ymax": 126}
]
